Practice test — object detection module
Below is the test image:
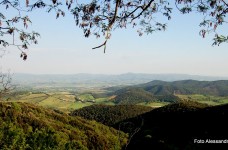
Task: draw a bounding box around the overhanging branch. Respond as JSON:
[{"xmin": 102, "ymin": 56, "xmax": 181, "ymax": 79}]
[{"xmin": 131, "ymin": 0, "xmax": 155, "ymax": 21}]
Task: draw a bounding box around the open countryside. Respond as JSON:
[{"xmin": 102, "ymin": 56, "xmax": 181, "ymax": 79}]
[{"xmin": 4, "ymin": 76, "xmax": 228, "ymax": 112}]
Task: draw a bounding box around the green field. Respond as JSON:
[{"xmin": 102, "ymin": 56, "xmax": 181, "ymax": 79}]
[
  {"xmin": 138, "ymin": 102, "xmax": 170, "ymax": 108},
  {"xmin": 77, "ymin": 93, "xmax": 95, "ymax": 100},
  {"xmin": 6, "ymin": 90, "xmax": 228, "ymax": 113},
  {"xmin": 177, "ymin": 94, "xmax": 228, "ymax": 105},
  {"xmin": 7, "ymin": 91, "xmax": 115, "ymax": 113}
]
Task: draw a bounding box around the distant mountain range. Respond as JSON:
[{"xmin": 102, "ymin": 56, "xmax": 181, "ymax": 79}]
[{"xmin": 12, "ymin": 73, "xmax": 228, "ymax": 87}]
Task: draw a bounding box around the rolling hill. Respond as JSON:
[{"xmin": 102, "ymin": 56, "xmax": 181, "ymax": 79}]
[
  {"xmin": 69, "ymin": 101, "xmax": 228, "ymax": 149},
  {"xmin": 112, "ymin": 80, "xmax": 228, "ymax": 105},
  {"xmin": 113, "ymin": 88, "xmax": 158, "ymax": 104},
  {"xmin": 113, "ymin": 101, "xmax": 228, "ymax": 150},
  {"xmin": 139, "ymin": 80, "xmax": 228, "ymax": 96},
  {"xmin": 0, "ymin": 102, "xmax": 128, "ymax": 150},
  {"xmin": 1, "ymin": 100, "xmax": 227, "ymax": 149},
  {"xmin": 113, "ymin": 87, "xmax": 180, "ymax": 104},
  {"xmin": 71, "ymin": 104, "xmax": 153, "ymax": 126}
]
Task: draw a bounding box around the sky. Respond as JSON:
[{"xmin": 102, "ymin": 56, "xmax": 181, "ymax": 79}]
[{"xmin": 1, "ymin": 1, "xmax": 228, "ymax": 76}]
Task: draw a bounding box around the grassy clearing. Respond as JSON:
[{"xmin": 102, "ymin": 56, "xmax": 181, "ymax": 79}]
[
  {"xmin": 7, "ymin": 92, "xmax": 75, "ymax": 112},
  {"xmin": 9, "ymin": 93, "xmax": 46, "ymax": 101},
  {"xmin": 78, "ymin": 93, "xmax": 94, "ymax": 100},
  {"xmin": 95, "ymin": 97, "xmax": 116, "ymax": 105},
  {"xmin": 7, "ymin": 92, "xmax": 116, "ymax": 112},
  {"xmin": 95, "ymin": 98, "xmax": 109, "ymax": 103},
  {"xmin": 69, "ymin": 102, "xmax": 92, "ymax": 110},
  {"xmin": 177, "ymin": 94, "xmax": 228, "ymax": 105},
  {"xmin": 38, "ymin": 98, "xmax": 83, "ymax": 112},
  {"xmin": 138, "ymin": 102, "xmax": 170, "ymax": 108}
]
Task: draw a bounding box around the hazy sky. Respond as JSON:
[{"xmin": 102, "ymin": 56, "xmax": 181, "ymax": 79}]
[{"xmin": 1, "ymin": 2, "xmax": 228, "ymax": 76}]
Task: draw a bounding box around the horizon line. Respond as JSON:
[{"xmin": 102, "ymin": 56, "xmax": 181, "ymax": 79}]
[{"xmin": 12, "ymin": 72, "xmax": 228, "ymax": 78}]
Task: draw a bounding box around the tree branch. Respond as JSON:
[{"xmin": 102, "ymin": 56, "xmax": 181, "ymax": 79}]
[
  {"xmin": 221, "ymin": 0, "xmax": 228, "ymax": 7},
  {"xmin": 108, "ymin": 0, "xmax": 121, "ymax": 29},
  {"xmin": 0, "ymin": 27, "xmax": 10, "ymax": 30},
  {"xmin": 93, "ymin": 0, "xmax": 121, "ymax": 52},
  {"xmin": 122, "ymin": 6, "xmax": 142, "ymax": 20},
  {"xmin": 92, "ymin": 40, "xmax": 107, "ymax": 53},
  {"xmin": 131, "ymin": 0, "xmax": 155, "ymax": 21}
]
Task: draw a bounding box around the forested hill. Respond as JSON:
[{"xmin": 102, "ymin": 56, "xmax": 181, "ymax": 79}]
[
  {"xmin": 0, "ymin": 102, "xmax": 128, "ymax": 150},
  {"xmin": 114, "ymin": 101, "xmax": 228, "ymax": 150},
  {"xmin": 121, "ymin": 80, "xmax": 228, "ymax": 96},
  {"xmin": 71, "ymin": 104, "xmax": 153, "ymax": 126},
  {"xmin": 113, "ymin": 87, "xmax": 180, "ymax": 104}
]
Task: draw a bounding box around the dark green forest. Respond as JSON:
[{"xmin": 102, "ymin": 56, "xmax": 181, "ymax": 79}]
[
  {"xmin": 138, "ymin": 80, "xmax": 228, "ymax": 96},
  {"xmin": 113, "ymin": 88, "xmax": 157, "ymax": 104},
  {"xmin": 113, "ymin": 87, "xmax": 181, "ymax": 104},
  {"xmin": 117, "ymin": 101, "xmax": 228, "ymax": 150},
  {"xmin": 112, "ymin": 80, "xmax": 228, "ymax": 105},
  {"xmin": 71, "ymin": 104, "xmax": 153, "ymax": 126},
  {"xmin": 71, "ymin": 101, "xmax": 228, "ymax": 150}
]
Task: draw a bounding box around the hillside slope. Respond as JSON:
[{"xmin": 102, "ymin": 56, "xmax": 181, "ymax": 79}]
[
  {"xmin": 113, "ymin": 88, "xmax": 157, "ymax": 104},
  {"xmin": 113, "ymin": 87, "xmax": 180, "ymax": 104},
  {"xmin": 139, "ymin": 80, "xmax": 228, "ymax": 96},
  {"xmin": 71, "ymin": 104, "xmax": 153, "ymax": 126},
  {"xmin": 115, "ymin": 101, "xmax": 228, "ymax": 150},
  {"xmin": 0, "ymin": 102, "xmax": 127, "ymax": 150}
]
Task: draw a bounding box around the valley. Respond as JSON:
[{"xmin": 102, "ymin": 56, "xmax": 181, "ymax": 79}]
[
  {"xmin": 1, "ymin": 77, "xmax": 228, "ymax": 149},
  {"xmin": 5, "ymin": 90, "xmax": 228, "ymax": 113},
  {"xmin": 4, "ymin": 79, "xmax": 228, "ymax": 113}
]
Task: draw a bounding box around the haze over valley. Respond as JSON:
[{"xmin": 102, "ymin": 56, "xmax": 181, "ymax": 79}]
[
  {"xmin": 12, "ymin": 73, "xmax": 228, "ymax": 89},
  {"xmin": 2, "ymin": 73, "xmax": 228, "ymax": 149},
  {"xmin": 1, "ymin": 0, "xmax": 228, "ymax": 149}
]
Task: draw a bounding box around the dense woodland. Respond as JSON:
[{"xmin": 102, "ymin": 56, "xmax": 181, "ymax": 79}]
[
  {"xmin": 138, "ymin": 80, "xmax": 228, "ymax": 96},
  {"xmin": 120, "ymin": 101, "xmax": 228, "ymax": 150},
  {"xmin": 0, "ymin": 102, "xmax": 127, "ymax": 150},
  {"xmin": 72, "ymin": 101, "xmax": 228, "ymax": 150},
  {"xmin": 112, "ymin": 80, "xmax": 228, "ymax": 105},
  {"xmin": 1, "ymin": 97, "xmax": 228, "ymax": 149},
  {"xmin": 113, "ymin": 88, "xmax": 157, "ymax": 104},
  {"xmin": 71, "ymin": 104, "xmax": 153, "ymax": 126},
  {"xmin": 113, "ymin": 87, "xmax": 181, "ymax": 104}
]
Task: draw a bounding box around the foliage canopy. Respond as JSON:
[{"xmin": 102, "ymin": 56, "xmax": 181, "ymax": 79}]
[
  {"xmin": 0, "ymin": 0, "xmax": 227, "ymax": 57},
  {"xmin": 0, "ymin": 102, "xmax": 128, "ymax": 149}
]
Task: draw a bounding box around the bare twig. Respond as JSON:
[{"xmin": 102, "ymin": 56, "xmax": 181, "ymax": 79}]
[
  {"xmin": 0, "ymin": 71, "xmax": 14, "ymax": 100},
  {"xmin": 92, "ymin": 40, "xmax": 107, "ymax": 53},
  {"xmin": 125, "ymin": 117, "xmax": 144, "ymax": 149}
]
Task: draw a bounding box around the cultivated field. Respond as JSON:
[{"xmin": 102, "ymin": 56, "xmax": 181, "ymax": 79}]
[
  {"xmin": 176, "ymin": 94, "xmax": 228, "ymax": 105},
  {"xmin": 7, "ymin": 91, "xmax": 115, "ymax": 113},
  {"xmin": 6, "ymin": 90, "xmax": 228, "ymax": 113}
]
